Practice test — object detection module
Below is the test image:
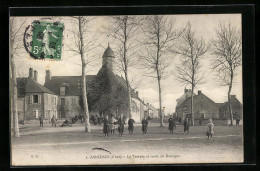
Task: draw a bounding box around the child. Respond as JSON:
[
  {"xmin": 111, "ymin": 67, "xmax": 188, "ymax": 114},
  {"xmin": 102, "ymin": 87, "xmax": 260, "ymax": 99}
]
[
  {"xmin": 110, "ymin": 116, "xmax": 116, "ymax": 134},
  {"xmin": 206, "ymin": 119, "xmax": 214, "ymax": 139}
]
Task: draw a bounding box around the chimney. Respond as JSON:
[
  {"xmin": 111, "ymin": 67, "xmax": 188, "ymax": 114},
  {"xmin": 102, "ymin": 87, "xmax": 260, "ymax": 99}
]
[
  {"xmin": 198, "ymin": 90, "xmax": 201, "ymax": 95},
  {"xmin": 34, "ymin": 70, "xmax": 38, "ymax": 82},
  {"xmin": 45, "ymin": 70, "xmax": 51, "ymax": 83},
  {"xmin": 29, "ymin": 68, "xmax": 33, "ymax": 78}
]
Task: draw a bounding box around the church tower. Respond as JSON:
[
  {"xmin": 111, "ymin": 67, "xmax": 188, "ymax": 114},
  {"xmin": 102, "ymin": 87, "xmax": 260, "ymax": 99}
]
[{"xmin": 102, "ymin": 43, "xmax": 115, "ymax": 72}]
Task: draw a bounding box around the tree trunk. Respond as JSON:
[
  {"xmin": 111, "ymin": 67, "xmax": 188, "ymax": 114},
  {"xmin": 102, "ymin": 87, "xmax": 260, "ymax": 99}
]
[
  {"xmin": 10, "ymin": 55, "xmax": 20, "ymax": 137},
  {"xmin": 158, "ymin": 77, "xmax": 163, "ymax": 127},
  {"xmin": 191, "ymin": 84, "xmax": 194, "ymax": 126},
  {"xmin": 124, "ymin": 69, "xmax": 132, "ymax": 119},
  {"xmin": 79, "ymin": 16, "xmax": 91, "ymax": 132},
  {"xmin": 123, "ymin": 19, "xmax": 131, "ymax": 119},
  {"xmin": 228, "ymin": 73, "xmax": 233, "ymax": 126}
]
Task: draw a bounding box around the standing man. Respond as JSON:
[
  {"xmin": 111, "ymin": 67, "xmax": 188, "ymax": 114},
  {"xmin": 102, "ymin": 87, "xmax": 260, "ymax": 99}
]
[
  {"xmin": 236, "ymin": 117, "xmax": 240, "ymax": 126},
  {"xmin": 118, "ymin": 114, "xmax": 125, "ymax": 136},
  {"xmin": 142, "ymin": 117, "xmax": 148, "ymax": 134},
  {"xmin": 199, "ymin": 117, "xmax": 203, "ymax": 126},
  {"xmin": 168, "ymin": 115, "xmax": 174, "ymax": 134},
  {"xmin": 51, "ymin": 115, "xmax": 57, "ymax": 127},
  {"xmin": 103, "ymin": 115, "xmax": 110, "ymax": 138},
  {"xmin": 128, "ymin": 116, "xmax": 135, "ymax": 135},
  {"xmin": 39, "ymin": 114, "xmax": 44, "ymax": 127},
  {"xmin": 183, "ymin": 118, "xmax": 189, "ymax": 134}
]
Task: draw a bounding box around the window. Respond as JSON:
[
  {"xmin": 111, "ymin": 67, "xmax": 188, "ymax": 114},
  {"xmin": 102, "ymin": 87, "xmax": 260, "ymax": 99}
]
[
  {"xmin": 30, "ymin": 95, "xmax": 41, "ymax": 104},
  {"xmin": 72, "ymin": 98, "xmax": 76, "ymax": 105},
  {"xmin": 61, "ymin": 98, "xmax": 65, "ymax": 105},
  {"xmin": 33, "ymin": 95, "xmax": 38, "ymax": 103},
  {"xmin": 52, "ymin": 97, "xmax": 57, "ymax": 105},
  {"xmin": 60, "ymin": 87, "xmax": 66, "ymax": 96}
]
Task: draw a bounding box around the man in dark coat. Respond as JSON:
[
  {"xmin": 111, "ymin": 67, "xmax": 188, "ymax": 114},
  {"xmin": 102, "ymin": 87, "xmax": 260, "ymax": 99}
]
[
  {"xmin": 168, "ymin": 115, "xmax": 175, "ymax": 134},
  {"xmin": 142, "ymin": 117, "xmax": 148, "ymax": 134},
  {"xmin": 39, "ymin": 115, "xmax": 44, "ymax": 127},
  {"xmin": 128, "ymin": 116, "xmax": 135, "ymax": 135},
  {"xmin": 183, "ymin": 118, "xmax": 189, "ymax": 134},
  {"xmin": 51, "ymin": 115, "xmax": 57, "ymax": 127},
  {"xmin": 118, "ymin": 114, "xmax": 125, "ymax": 136},
  {"xmin": 236, "ymin": 117, "xmax": 240, "ymax": 126},
  {"xmin": 103, "ymin": 115, "xmax": 110, "ymax": 137}
]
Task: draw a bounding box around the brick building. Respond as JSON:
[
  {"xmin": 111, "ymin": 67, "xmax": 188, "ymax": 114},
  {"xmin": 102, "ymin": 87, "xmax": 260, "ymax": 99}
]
[
  {"xmin": 176, "ymin": 90, "xmax": 220, "ymax": 120},
  {"xmin": 16, "ymin": 68, "xmax": 58, "ymax": 121},
  {"xmin": 219, "ymin": 95, "xmax": 243, "ymax": 120}
]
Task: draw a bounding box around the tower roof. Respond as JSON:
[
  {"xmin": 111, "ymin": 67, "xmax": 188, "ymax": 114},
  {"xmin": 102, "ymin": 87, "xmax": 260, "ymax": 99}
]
[{"xmin": 102, "ymin": 44, "xmax": 115, "ymax": 58}]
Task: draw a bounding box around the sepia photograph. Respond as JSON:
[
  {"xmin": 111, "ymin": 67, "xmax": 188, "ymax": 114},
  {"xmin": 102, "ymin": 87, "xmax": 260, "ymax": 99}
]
[{"xmin": 10, "ymin": 14, "xmax": 243, "ymax": 166}]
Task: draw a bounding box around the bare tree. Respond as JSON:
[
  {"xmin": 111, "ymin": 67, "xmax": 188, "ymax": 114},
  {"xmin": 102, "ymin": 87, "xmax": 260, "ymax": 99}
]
[
  {"xmin": 108, "ymin": 16, "xmax": 142, "ymax": 119},
  {"xmin": 10, "ymin": 17, "xmax": 27, "ymax": 137},
  {"xmin": 66, "ymin": 16, "xmax": 100, "ymax": 132},
  {"xmin": 211, "ymin": 21, "xmax": 242, "ymax": 126},
  {"xmin": 141, "ymin": 15, "xmax": 182, "ymax": 127},
  {"xmin": 172, "ymin": 22, "xmax": 208, "ymax": 126}
]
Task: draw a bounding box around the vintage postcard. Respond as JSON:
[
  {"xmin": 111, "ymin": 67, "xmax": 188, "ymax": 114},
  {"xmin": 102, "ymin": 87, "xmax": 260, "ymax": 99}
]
[{"xmin": 10, "ymin": 14, "xmax": 243, "ymax": 166}]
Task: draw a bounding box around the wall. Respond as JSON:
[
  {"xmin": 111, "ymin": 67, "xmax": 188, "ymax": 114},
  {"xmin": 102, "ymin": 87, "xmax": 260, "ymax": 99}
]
[
  {"xmin": 43, "ymin": 93, "xmax": 59, "ymax": 121},
  {"xmin": 219, "ymin": 99, "xmax": 243, "ymax": 120},
  {"xmin": 131, "ymin": 98, "xmax": 144, "ymax": 123},
  {"xmin": 192, "ymin": 94, "xmax": 219, "ymax": 119},
  {"xmin": 17, "ymin": 97, "xmax": 25, "ymax": 121},
  {"xmin": 176, "ymin": 94, "xmax": 219, "ymax": 120},
  {"xmin": 58, "ymin": 95, "xmax": 81, "ymax": 118},
  {"xmin": 25, "ymin": 93, "xmax": 44, "ymax": 119}
]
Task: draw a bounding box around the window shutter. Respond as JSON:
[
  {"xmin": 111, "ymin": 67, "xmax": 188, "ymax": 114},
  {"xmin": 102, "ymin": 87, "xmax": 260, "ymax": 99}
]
[
  {"xmin": 30, "ymin": 95, "xmax": 33, "ymax": 104},
  {"xmin": 38, "ymin": 95, "xmax": 41, "ymax": 104}
]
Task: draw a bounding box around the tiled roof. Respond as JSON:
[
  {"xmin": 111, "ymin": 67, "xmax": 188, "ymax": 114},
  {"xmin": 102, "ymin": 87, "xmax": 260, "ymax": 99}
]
[
  {"xmin": 25, "ymin": 78, "xmax": 56, "ymax": 94},
  {"xmin": 177, "ymin": 93, "xmax": 216, "ymax": 109},
  {"xmin": 16, "ymin": 77, "xmax": 56, "ymax": 96},
  {"xmin": 219, "ymin": 97, "xmax": 242, "ymax": 109},
  {"xmin": 176, "ymin": 90, "xmax": 196, "ymax": 108},
  {"xmin": 44, "ymin": 75, "xmax": 96, "ymax": 96}
]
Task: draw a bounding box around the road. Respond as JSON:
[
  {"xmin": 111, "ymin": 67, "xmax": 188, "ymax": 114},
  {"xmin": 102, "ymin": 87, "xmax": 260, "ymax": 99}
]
[{"xmin": 11, "ymin": 124, "xmax": 243, "ymax": 166}]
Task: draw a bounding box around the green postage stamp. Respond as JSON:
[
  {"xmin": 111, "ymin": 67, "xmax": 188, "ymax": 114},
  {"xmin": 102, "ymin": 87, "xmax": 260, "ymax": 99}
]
[{"xmin": 31, "ymin": 21, "xmax": 64, "ymax": 60}]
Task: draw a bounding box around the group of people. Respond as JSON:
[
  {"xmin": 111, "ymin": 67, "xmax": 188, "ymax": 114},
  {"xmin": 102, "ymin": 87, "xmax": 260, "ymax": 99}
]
[
  {"xmin": 179, "ymin": 116, "xmax": 215, "ymax": 139},
  {"xmin": 38, "ymin": 115, "xmax": 72, "ymax": 128},
  {"xmin": 102, "ymin": 114, "xmax": 149, "ymax": 137}
]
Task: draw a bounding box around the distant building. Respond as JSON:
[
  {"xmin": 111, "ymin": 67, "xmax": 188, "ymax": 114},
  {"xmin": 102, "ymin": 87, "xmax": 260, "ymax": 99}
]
[
  {"xmin": 146, "ymin": 103, "xmax": 159, "ymax": 118},
  {"xmin": 176, "ymin": 90, "xmax": 220, "ymax": 120},
  {"xmin": 176, "ymin": 88, "xmax": 195, "ymax": 108},
  {"xmin": 43, "ymin": 44, "xmax": 146, "ymax": 122},
  {"xmin": 175, "ymin": 89, "xmax": 243, "ymax": 121},
  {"xmin": 16, "ymin": 68, "xmax": 58, "ymax": 121},
  {"xmin": 14, "ymin": 45, "xmax": 158, "ymax": 123},
  {"xmin": 219, "ymin": 95, "xmax": 243, "ymax": 120}
]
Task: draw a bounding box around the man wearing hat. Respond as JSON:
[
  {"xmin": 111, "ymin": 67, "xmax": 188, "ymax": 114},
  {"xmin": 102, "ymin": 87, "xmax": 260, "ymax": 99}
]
[{"xmin": 168, "ymin": 115, "xmax": 175, "ymax": 134}]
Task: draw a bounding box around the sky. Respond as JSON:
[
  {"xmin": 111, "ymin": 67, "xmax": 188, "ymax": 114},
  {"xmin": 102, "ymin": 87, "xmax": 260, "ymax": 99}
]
[{"xmin": 12, "ymin": 14, "xmax": 242, "ymax": 115}]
